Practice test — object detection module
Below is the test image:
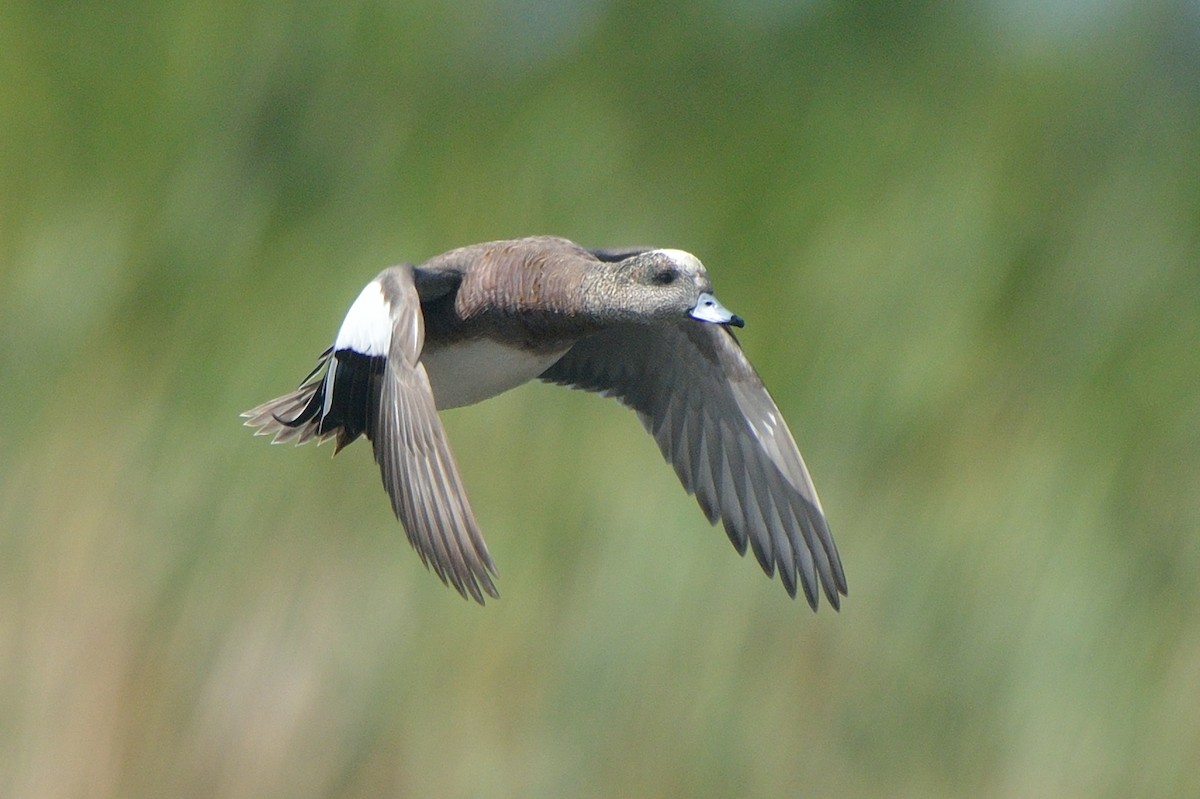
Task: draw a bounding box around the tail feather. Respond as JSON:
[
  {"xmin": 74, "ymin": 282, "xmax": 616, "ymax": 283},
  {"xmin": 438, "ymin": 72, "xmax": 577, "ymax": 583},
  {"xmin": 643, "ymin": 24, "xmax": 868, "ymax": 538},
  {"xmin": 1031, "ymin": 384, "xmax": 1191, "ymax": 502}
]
[{"xmin": 242, "ymin": 347, "xmax": 385, "ymax": 452}]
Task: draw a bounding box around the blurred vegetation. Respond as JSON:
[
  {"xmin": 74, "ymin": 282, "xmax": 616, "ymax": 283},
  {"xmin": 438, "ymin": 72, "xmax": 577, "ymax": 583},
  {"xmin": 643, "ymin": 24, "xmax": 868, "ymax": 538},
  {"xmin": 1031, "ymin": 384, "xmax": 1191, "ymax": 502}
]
[{"xmin": 2, "ymin": 0, "xmax": 1199, "ymax": 796}]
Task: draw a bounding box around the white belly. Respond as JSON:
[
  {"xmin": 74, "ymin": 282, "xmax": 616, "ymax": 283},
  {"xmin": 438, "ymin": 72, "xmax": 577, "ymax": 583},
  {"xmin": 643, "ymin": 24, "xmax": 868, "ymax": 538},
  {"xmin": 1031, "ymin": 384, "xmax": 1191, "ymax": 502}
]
[{"xmin": 421, "ymin": 339, "xmax": 569, "ymax": 409}]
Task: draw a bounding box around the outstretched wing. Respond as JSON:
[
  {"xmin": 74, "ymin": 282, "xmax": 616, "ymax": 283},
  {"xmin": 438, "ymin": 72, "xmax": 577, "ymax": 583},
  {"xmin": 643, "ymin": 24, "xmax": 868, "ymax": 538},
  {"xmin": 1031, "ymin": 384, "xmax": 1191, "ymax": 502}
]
[
  {"xmin": 588, "ymin": 245, "xmax": 655, "ymax": 263},
  {"xmin": 541, "ymin": 321, "xmax": 846, "ymax": 609},
  {"xmin": 368, "ymin": 266, "xmax": 498, "ymax": 603},
  {"xmin": 243, "ymin": 265, "xmax": 497, "ymax": 603}
]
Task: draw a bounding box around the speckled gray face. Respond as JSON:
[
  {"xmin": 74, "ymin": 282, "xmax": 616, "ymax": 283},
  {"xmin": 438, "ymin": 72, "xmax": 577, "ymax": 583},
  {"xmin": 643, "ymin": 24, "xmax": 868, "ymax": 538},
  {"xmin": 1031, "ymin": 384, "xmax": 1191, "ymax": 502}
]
[
  {"xmin": 649, "ymin": 249, "xmax": 743, "ymax": 327},
  {"xmin": 689, "ymin": 292, "xmax": 745, "ymax": 327}
]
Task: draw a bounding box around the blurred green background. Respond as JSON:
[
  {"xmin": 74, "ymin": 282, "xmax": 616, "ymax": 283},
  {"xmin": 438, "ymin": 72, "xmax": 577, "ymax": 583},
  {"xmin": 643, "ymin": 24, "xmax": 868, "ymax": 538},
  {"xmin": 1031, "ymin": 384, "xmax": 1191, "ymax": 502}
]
[{"xmin": 2, "ymin": 1, "xmax": 1199, "ymax": 796}]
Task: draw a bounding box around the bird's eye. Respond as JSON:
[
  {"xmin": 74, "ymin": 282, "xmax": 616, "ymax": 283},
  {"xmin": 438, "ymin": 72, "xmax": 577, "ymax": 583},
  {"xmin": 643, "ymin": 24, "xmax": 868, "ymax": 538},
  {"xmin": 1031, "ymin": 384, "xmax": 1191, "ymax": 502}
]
[{"xmin": 652, "ymin": 269, "xmax": 677, "ymax": 285}]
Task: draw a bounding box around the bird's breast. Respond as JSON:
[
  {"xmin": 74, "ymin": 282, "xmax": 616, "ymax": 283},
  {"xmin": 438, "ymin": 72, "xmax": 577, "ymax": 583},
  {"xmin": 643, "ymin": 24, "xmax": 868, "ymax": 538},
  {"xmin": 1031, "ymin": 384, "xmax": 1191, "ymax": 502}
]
[{"xmin": 421, "ymin": 338, "xmax": 570, "ymax": 410}]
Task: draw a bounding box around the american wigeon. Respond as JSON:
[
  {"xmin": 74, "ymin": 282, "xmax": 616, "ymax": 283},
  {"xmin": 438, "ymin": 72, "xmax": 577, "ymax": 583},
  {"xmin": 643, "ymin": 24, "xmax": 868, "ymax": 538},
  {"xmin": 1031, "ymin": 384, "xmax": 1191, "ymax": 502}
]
[{"xmin": 243, "ymin": 236, "xmax": 846, "ymax": 609}]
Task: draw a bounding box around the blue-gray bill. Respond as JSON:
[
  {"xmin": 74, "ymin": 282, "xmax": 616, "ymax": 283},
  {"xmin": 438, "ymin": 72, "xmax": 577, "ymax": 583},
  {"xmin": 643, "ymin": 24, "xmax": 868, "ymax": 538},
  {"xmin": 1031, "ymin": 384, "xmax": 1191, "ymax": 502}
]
[{"xmin": 690, "ymin": 292, "xmax": 745, "ymax": 327}]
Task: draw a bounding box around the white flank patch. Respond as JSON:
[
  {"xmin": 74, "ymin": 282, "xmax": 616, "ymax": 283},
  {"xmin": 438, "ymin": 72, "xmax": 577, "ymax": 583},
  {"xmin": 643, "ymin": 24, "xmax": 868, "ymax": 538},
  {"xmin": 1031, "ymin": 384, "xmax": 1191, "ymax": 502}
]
[
  {"xmin": 655, "ymin": 248, "xmax": 704, "ymax": 274},
  {"xmin": 334, "ymin": 280, "xmax": 392, "ymax": 356}
]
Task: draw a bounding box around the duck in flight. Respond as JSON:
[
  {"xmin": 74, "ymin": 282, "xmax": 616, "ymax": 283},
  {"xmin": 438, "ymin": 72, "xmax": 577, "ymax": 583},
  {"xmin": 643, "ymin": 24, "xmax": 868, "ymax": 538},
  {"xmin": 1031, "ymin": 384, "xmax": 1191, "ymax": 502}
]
[{"xmin": 243, "ymin": 236, "xmax": 846, "ymax": 609}]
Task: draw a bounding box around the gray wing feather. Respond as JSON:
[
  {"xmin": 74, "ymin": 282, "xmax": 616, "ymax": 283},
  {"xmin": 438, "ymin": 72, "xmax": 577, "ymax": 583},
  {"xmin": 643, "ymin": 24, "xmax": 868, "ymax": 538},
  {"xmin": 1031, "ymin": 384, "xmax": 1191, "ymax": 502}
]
[
  {"xmin": 371, "ymin": 266, "xmax": 498, "ymax": 603},
  {"xmin": 541, "ymin": 321, "xmax": 846, "ymax": 609},
  {"xmin": 588, "ymin": 245, "xmax": 655, "ymax": 263}
]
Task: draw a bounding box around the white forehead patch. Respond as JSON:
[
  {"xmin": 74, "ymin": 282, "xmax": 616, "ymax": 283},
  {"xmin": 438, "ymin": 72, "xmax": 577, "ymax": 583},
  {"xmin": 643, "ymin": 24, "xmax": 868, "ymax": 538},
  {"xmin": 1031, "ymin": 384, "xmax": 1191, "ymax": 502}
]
[
  {"xmin": 334, "ymin": 280, "xmax": 392, "ymax": 356},
  {"xmin": 656, "ymin": 248, "xmax": 705, "ymax": 275}
]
